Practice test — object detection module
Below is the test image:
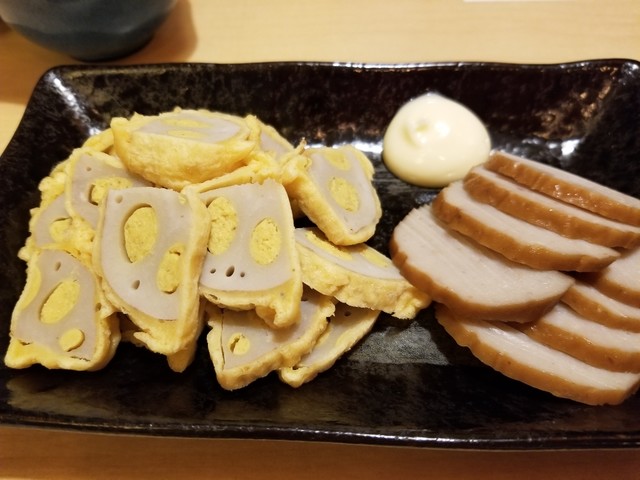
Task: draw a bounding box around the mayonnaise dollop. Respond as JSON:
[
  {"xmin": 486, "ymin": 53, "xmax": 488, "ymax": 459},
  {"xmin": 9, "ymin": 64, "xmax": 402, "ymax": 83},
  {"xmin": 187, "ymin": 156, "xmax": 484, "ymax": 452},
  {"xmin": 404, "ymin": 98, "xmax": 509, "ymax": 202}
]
[{"xmin": 382, "ymin": 93, "xmax": 491, "ymax": 188}]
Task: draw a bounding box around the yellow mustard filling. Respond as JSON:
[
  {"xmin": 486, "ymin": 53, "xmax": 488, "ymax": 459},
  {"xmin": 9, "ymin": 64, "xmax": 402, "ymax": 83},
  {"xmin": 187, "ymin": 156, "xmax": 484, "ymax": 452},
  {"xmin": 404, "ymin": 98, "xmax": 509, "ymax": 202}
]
[
  {"xmin": 59, "ymin": 328, "xmax": 85, "ymax": 352},
  {"xmin": 157, "ymin": 244, "xmax": 184, "ymax": 294},
  {"xmin": 329, "ymin": 177, "xmax": 359, "ymax": 212},
  {"xmin": 208, "ymin": 196, "xmax": 238, "ymax": 255},
  {"xmin": 124, "ymin": 206, "xmax": 157, "ymax": 263},
  {"xmin": 322, "ymin": 149, "xmax": 351, "ymax": 170},
  {"xmin": 250, "ymin": 218, "xmax": 281, "ymax": 265},
  {"xmin": 90, "ymin": 177, "xmax": 134, "ymax": 205},
  {"xmin": 49, "ymin": 218, "xmax": 73, "ymax": 243},
  {"xmin": 228, "ymin": 333, "xmax": 250, "ymax": 355},
  {"xmin": 39, "ymin": 165, "xmax": 68, "ymax": 206},
  {"xmin": 40, "ymin": 279, "xmax": 79, "ymax": 324}
]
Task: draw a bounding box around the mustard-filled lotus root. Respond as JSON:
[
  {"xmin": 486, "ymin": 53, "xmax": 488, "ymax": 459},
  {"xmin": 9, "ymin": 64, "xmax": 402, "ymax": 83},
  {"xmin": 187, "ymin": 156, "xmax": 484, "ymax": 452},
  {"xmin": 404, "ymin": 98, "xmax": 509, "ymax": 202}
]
[
  {"xmin": 295, "ymin": 227, "xmax": 430, "ymax": 319},
  {"xmin": 279, "ymin": 302, "xmax": 380, "ymax": 387},
  {"xmin": 5, "ymin": 249, "xmax": 120, "ymax": 371},
  {"xmin": 197, "ymin": 179, "xmax": 302, "ymax": 329},
  {"xmin": 282, "ymin": 145, "xmax": 382, "ymax": 245},
  {"xmin": 206, "ymin": 288, "xmax": 334, "ymax": 390},
  {"xmin": 93, "ymin": 186, "xmax": 210, "ymax": 356},
  {"xmin": 65, "ymin": 148, "xmax": 151, "ymax": 230},
  {"xmin": 111, "ymin": 108, "xmax": 258, "ymax": 190}
]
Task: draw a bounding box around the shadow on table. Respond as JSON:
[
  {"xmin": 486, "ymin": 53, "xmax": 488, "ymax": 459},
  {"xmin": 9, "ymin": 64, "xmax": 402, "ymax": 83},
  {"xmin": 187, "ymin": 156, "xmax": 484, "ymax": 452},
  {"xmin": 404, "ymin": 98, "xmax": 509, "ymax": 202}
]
[
  {"xmin": 0, "ymin": 0, "xmax": 196, "ymax": 106},
  {"xmin": 122, "ymin": 0, "xmax": 197, "ymax": 65}
]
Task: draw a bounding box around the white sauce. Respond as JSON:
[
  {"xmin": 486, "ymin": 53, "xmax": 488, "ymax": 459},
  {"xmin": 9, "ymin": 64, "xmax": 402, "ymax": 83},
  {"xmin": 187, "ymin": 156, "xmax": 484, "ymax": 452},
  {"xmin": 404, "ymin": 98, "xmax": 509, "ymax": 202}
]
[{"xmin": 382, "ymin": 93, "xmax": 491, "ymax": 187}]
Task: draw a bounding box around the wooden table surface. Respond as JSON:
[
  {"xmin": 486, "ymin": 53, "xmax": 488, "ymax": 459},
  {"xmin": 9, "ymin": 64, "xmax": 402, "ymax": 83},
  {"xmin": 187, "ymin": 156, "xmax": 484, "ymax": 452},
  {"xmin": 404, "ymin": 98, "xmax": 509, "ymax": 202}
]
[{"xmin": 1, "ymin": 0, "xmax": 640, "ymax": 478}]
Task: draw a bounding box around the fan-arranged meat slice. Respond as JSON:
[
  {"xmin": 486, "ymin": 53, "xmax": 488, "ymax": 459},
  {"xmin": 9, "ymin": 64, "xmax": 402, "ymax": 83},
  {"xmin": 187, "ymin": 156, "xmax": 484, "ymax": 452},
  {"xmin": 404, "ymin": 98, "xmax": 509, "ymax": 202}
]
[
  {"xmin": 464, "ymin": 165, "xmax": 640, "ymax": 248},
  {"xmin": 519, "ymin": 302, "xmax": 640, "ymax": 372},
  {"xmin": 432, "ymin": 180, "xmax": 619, "ymax": 272},
  {"xmin": 436, "ymin": 304, "xmax": 640, "ymax": 406},
  {"xmin": 562, "ymin": 281, "xmax": 640, "ymax": 332},
  {"xmin": 484, "ymin": 151, "xmax": 640, "ymax": 226},
  {"xmin": 583, "ymin": 247, "xmax": 640, "ymax": 308},
  {"xmin": 390, "ymin": 204, "xmax": 574, "ymax": 322}
]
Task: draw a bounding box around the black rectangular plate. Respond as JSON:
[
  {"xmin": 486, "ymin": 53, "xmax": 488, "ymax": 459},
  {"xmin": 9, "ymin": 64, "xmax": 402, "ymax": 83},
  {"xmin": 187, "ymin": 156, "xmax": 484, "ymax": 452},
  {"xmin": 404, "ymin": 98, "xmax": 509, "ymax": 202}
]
[{"xmin": 1, "ymin": 60, "xmax": 640, "ymax": 449}]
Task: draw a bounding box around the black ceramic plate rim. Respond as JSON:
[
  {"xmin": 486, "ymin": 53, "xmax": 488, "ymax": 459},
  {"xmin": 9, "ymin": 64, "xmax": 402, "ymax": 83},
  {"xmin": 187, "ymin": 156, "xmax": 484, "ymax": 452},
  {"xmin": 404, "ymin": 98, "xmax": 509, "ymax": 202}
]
[
  {"xmin": 5, "ymin": 58, "xmax": 639, "ymax": 160},
  {"xmin": 2, "ymin": 59, "xmax": 640, "ymax": 450}
]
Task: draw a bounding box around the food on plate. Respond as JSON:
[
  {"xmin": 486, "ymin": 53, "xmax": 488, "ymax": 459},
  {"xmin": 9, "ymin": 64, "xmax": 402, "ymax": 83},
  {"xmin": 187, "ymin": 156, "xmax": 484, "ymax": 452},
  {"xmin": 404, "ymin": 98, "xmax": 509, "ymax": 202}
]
[
  {"xmin": 186, "ymin": 147, "xmax": 281, "ymax": 193},
  {"xmin": 65, "ymin": 148, "xmax": 151, "ymax": 230},
  {"xmin": 111, "ymin": 108, "xmax": 258, "ymax": 190},
  {"xmin": 196, "ymin": 180, "xmax": 303, "ymax": 329},
  {"xmin": 247, "ymin": 115, "xmax": 296, "ymax": 161},
  {"xmin": 382, "ymin": 93, "xmax": 491, "ymax": 188},
  {"xmin": 206, "ymin": 288, "xmax": 334, "ymax": 390},
  {"xmin": 464, "ymin": 165, "xmax": 640, "ymax": 249},
  {"xmin": 5, "ymin": 249, "xmax": 120, "ymax": 371},
  {"xmin": 485, "ymin": 151, "xmax": 640, "ymax": 226},
  {"xmin": 562, "ymin": 281, "xmax": 640, "ymax": 332},
  {"xmin": 6, "ymin": 108, "xmax": 405, "ymax": 389},
  {"xmin": 295, "ymin": 227, "xmax": 430, "ymax": 319},
  {"xmin": 432, "ymin": 180, "xmax": 620, "ymax": 272},
  {"xmin": 519, "ymin": 302, "xmax": 640, "ymax": 373},
  {"xmin": 118, "ymin": 307, "xmax": 206, "ymax": 373},
  {"xmin": 93, "ymin": 186, "xmax": 210, "ymax": 358},
  {"xmin": 390, "ymin": 203, "xmax": 574, "ymax": 322},
  {"xmin": 21, "ymin": 192, "xmax": 73, "ymax": 259},
  {"xmin": 392, "ymin": 149, "xmax": 640, "ymax": 405},
  {"xmin": 14, "ymin": 94, "xmax": 640, "ymax": 407},
  {"xmin": 583, "ymin": 247, "xmax": 640, "ymax": 308},
  {"xmin": 435, "ymin": 304, "xmax": 640, "ymax": 406},
  {"xmin": 19, "ymin": 159, "xmax": 82, "ymax": 262},
  {"xmin": 282, "ymin": 145, "xmax": 382, "ymax": 245},
  {"xmin": 279, "ymin": 302, "xmax": 380, "ymax": 387}
]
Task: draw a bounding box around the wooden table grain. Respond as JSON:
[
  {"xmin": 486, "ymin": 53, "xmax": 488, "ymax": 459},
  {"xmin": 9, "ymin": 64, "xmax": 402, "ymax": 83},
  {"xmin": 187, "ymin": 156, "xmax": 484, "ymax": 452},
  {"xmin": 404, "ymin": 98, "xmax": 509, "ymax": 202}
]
[{"xmin": 2, "ymin": 1, "xmax": 640, "ymax": 478}]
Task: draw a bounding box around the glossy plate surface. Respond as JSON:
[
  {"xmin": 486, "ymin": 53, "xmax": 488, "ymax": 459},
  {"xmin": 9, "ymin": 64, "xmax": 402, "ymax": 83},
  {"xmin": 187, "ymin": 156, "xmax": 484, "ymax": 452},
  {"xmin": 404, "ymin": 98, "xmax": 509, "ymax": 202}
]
[{"xmin": 1, "ymin": 61, "xmax": 640, "ymax": 449}]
